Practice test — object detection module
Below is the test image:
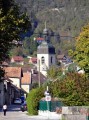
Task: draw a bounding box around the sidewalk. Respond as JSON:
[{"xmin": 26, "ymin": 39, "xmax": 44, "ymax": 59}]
[
  {"xmin": 21, "ymin": 111, "xmax": 60, "ymax": 120},
  {"xmin": 0, "ymin": 111, "xmax": 60, "ymax": 120},
  {"xmin": 26, "ymin": 115, "xmax": 60, "ymax": 120}
]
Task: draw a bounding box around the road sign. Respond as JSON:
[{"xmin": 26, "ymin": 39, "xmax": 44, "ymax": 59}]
[{"xmin": 45, "ymin": 95, "xmax": 51, "ymax": 101}]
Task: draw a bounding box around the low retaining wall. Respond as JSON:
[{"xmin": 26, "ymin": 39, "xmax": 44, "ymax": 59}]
[
  {"xmin": 38, "ymin": 110, "xmax": 62, "ymax": 119},
  {"xmin": 38, "ymin": 106, "xmax": 89, "ymax": 120}
]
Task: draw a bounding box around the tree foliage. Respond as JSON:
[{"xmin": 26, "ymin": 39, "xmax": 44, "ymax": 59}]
[
  {"xmin": 70, "ymin": 23, "xmax": 89, "ymax": 78},
  {"xmin": 23, "ymin": 37, "xmax": 37, "ymax": 55},
  {"xmin": 0, "ymin": 0, "xmax": 31, "ymax": 80},
  {"xmin": 49, "ymin": 73, "xmax": 89, "ymax": 106},
  {"xmin": 47, "ymin": 66, "xmax": 62, "ymax": 80}
]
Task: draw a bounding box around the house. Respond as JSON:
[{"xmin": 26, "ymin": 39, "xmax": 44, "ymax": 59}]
[
  {"xmin": 31, "ymin": 69, "xmax": 47, "ymax": 85},
  {"xmin": 57, "ymin": 54, "xmax": 72, "ymax": 64},
  {"xmin": 21, "ymin": 72, "xmax": 32, "ymax": 93},
  {"xmin": 22, "ymin": 67, "xmax": 31, "ymax": 73},
  {"xmin": 4, "ymin": 78, "xmax": 21, "ymax": 105},
  {"xmin": 0, "ymin": 77, "xmax": 20, "ymax": 106},
  {"xmin": 11, "ymin": 56, "xmax": 24, "ymax": 65},
  {"xmin": 2, "ymin": 61, "xmax": 9, "ymax": 67},
  {"xmin": 22, "ymin": 68, "xmax": 47, "ymax": 90},
  {"xmin": 36, "ymin": 37, "xmax": 44, "ymax": 43},
  {"xmin": 29, "ymin": 57, "xmax": 37, "ymax": 64},
  {"xmin": 57, "ymin": 54, "xmax": 66, "ymax": 63},
  {"xmin": 4, "ymin": 67, "xmax": 23, "ymax": 89}
]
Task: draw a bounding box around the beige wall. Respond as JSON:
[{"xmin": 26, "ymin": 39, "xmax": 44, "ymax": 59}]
[
  {"xmin": 21, "ymin": 85, "xmax": 30, "ymax": 93},
  {"xmin": 10, "ymin": 78, "xmax": 21, "ymax": 88}
]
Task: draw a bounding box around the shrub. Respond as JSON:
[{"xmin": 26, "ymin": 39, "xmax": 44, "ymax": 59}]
[{"xmin": 26, "ymin": 87, "xmax": 44, "ymax": 115}]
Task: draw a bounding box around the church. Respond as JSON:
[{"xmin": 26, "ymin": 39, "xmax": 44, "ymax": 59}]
[{"xmin": 37, "ymin": 25, "xmax": 56, "ymax": 76}]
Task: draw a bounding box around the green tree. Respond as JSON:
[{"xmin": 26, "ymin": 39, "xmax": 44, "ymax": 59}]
[
  {"xmin": 50, "ymin": 73, "xmax": 89, "ymax": 106},
  {"xmin": 47, "ymin": 66, "xmax": 62, "ymax": 81},
  {"xmin": 0, "ymin": 0, "xmax": 31, "ymax": 80},
  {"xmin": 69, "ymin": 23, "xmax": 89, "ymax": 78},
  {"xmin": 23, "ymin": 36, "xmax": 37, "ymax": 55},
  {"xmin": 10, "ymin": 46, "xmax": 23, "ymax": 56}
]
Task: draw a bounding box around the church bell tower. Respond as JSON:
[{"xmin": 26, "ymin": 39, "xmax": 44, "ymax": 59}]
[{"xmin": 37, "ymin": 23, "xmax": 56, "ymax": 76}]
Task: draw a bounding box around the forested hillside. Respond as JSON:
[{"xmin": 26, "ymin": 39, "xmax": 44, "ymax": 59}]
[
  {"xmin": 15, "ymin": 0, "xmax": 89, "ymax": 36},
  {"xmin": 14, "ymin": 0, "xmax": 89, "ymax": 55}
]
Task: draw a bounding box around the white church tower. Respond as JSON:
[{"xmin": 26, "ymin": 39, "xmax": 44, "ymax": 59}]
[{"xmin": 37, "ymin": 23, "xmax": 56, "ymax": 76}]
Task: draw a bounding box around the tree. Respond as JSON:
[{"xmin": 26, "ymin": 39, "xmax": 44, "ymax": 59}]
[
  {"xmin": 23, "ymin": 36, "xmax": 37, "ymax": 55},
  {"xmin": 69, "ymin": 23, "xmax": 89, "ymax": 78},
  {"xmin": 0, "ymin": 0, "xmax": 31, "ymax": 80},
  {"xmin": 10, "ymin": 46, "xmax": 23, "ymax": 56},
  {"xmin": 50, "ymin": 73, "xmax": 89, "ymax": 106},
  {"xmin": 47, "ymin": 66, "xmax": 62, "ymax": 80}
]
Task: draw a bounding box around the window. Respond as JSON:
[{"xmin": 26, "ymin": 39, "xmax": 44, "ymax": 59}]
[{"xmin": 41, "ymin": 56, "xmax": 45, "ymax": 64}]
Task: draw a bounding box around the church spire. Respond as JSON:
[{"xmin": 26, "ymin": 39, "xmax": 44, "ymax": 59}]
[{"xmin": 43, "ymin": 22, "xmax": 50, "ymax": 43}]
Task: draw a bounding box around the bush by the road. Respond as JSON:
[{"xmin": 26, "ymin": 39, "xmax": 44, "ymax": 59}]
[{"xmin": 26, "ymin": 87, "xmax": 44, "ymax": 115}]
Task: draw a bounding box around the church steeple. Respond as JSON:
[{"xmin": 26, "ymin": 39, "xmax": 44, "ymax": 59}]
[
  {"xmin": 43, "ymin": 22, "xmax": 50, "ymax": 43},
  {"xmin": 37, "ymin": 22, "xmax": 56, "ymax": 76}
]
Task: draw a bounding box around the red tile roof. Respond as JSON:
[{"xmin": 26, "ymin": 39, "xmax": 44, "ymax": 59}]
[
  {"xmin": 21, "ymin": 72, "xmax": 31, "ymax": 84},
  {"xmin": 4, "ymin": 67, "xmax": 22, "ymax": 78},
  {"xmin": 36, "ymin": 37, "xmax": 44, "ymax": 41},
  {"xmin": 31, "ymin": 57, "xmax": 37, "ymax": 62},
  {"xmin": 12, "ymin": 56, "xmax": 23, "ymax": 62}
]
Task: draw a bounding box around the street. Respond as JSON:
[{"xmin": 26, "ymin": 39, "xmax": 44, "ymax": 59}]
[{"xmin": 0, "ymin": 104, "xmax": 60, "ymax": 120}]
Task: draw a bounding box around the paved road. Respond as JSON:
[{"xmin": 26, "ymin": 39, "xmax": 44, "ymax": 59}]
[{"xmin": 0, "ymin": 104, "xmax": 60, "ymax": 120}]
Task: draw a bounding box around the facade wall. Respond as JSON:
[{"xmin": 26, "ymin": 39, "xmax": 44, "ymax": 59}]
[
  {"xmin": 9, "ymin": 78, "xmax": 20, "ymax": 88},
  {"xmin": 37, "ymin": 54, "xmax": 56, "ymax": 76},
  {"xmin": 11, "ymin": 58, "xmax": 14, "ymax": 63},
  {"xmin": 21, "ymin": 85, "xmax": 30, "ymax": 93}
]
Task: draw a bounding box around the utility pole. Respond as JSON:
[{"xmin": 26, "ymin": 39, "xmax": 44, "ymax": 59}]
[{"xmin": 38, "ymin": 59, "xmax": 40, "ymax": 87}]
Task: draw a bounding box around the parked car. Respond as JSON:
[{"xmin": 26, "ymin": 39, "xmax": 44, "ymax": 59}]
[
  {"xmin": 14, "ymin": 98, "xmax": 22, "ymax": 104},
  {"xmin": 20, "ymin": 102, "xmax": 27, "ymax": 112}
]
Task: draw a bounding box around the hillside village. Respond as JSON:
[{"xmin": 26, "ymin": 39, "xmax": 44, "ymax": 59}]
[
  {"xmin": 0, "ymin": 26, "xmax": 84, "ymax": 107},
  {"xmin": 0, "ymin": 1, "xmax": 89, "ymax": 119}
]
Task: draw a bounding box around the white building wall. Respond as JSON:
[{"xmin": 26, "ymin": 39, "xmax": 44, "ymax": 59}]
[
  {"xmin": 21, "ymin": 85, "xmax": 30, "ymax": 93},
  {"xmin": 37, "ymin": 54, "xmax": 56, "ymax": 76},
  {"xmin": 9, "ymin": 78, "xmax": 20, "ymax": 88}
]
